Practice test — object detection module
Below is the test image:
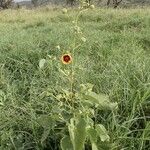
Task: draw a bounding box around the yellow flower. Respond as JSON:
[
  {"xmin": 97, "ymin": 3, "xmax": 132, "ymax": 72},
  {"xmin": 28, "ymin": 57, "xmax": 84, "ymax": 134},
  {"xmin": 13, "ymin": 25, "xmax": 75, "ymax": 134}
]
[{"xmin": 61, "ymin": 54, "xmax": 72, "ymax": 65}]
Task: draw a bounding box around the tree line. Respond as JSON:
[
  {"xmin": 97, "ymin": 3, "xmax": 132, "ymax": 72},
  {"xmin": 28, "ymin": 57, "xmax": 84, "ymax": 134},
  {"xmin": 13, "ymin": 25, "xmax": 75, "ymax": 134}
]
[
  {"xmin": 0, "ymin": 0, "xmax": 148, "ymax": 10},
  {"xmin": 66, "ymin": 0, "xmax": 123, "ymax": 8}
]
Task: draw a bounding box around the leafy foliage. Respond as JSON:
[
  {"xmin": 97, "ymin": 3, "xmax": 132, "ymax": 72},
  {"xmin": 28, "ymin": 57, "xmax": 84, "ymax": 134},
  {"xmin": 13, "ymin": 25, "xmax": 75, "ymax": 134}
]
[{"xmin": 0, "ymin": 0, "xmax": 13, "ymax": 9}]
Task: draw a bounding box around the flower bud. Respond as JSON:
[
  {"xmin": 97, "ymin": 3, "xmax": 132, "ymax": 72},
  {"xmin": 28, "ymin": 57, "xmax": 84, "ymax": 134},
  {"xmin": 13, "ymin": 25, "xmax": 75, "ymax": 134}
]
[
  {"xmin": 90, "ymin": 5, "xmax": 95, "ymax": 9},
  {"xmin": 62, "ymin": 8, "xmax": 67, "ymax": 14},
  {"xmin": 81, "ymin": 37, "xmax": 86, "ymax": 42},
  {"xmin": 56, "ymin": 45, "xmax": 60, "ymax": 50}
]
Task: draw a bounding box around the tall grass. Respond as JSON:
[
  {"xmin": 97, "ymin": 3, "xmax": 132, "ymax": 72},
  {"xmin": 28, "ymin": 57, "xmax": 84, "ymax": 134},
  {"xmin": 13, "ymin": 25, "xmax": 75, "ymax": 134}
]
[{"xmin": 0, "ymin": 7, "xmax": 150, "ymax": 149}]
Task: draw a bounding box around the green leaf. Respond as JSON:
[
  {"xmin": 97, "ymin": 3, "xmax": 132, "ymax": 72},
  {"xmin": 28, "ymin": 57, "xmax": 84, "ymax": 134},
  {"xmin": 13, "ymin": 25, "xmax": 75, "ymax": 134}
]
[
  {"xmin": 37, "ymin": 115, "xmax": 55, "ymax": 143},
  {"xmin": 37, "ymin": 115, "xmax": 55, "ymax": 129},
  {"xmin": 80, "ymin": 83, "xmax": 94, "ymax": 93},
  {"xmin": 91, "ymin": 143, "xmax": 99, "ymax": 150},
  {"xmin": 87, "ymin": 128, "xmax": 98, "ymax": 150},
  {"xmin": 87, "ymin": 128, "xmax": 97, "ymax": 143},
  {"xmin": 68, "ymin": 118, "xmax": 75, "ymax": 146},
  {"xmin": 39, "ymin": 59, "xmax": 46, "ymax": 68},
  {"xmin": 96, "ymin": 124, "xmax": 110, "ymax": 142},
  {"xmin": 61, "ymin": 136, "xmax": 73, "ymax": 150},
  {"xmin": 74, "ymin": 117, "xmax": 87, "ymax": 150},
  {"xmin": 82, "ymin": 91, "xmax": 117, "ymax": 110},
  {"xmin": 68, "ymin": 117, "xmax": 87, "ymax": 150},
  {"xmin": 80, "ymin": 83, "xmax": 117, "ymax": 110}
]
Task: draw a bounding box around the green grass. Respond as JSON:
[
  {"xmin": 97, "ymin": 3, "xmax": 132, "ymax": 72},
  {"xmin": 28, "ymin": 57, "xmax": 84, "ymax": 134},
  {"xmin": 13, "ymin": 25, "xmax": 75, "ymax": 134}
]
[{"xmin": 0, "ymin": 7, "xmax": 150, "ymax": 149}]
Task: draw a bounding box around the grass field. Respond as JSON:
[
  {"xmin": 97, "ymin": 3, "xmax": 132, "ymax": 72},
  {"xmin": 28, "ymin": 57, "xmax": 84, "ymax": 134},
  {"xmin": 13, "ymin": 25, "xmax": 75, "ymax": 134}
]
[{"xmin": 0, "ymin": 7, "xmax": 150, "ymax": 150}]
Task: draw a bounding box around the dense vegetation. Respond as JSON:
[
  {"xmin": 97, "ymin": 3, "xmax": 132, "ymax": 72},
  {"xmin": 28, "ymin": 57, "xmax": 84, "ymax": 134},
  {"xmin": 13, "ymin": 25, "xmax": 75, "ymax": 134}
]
[{"xmin": 0, "ymin": 7, "xmax": 150, "ymax": 149}]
